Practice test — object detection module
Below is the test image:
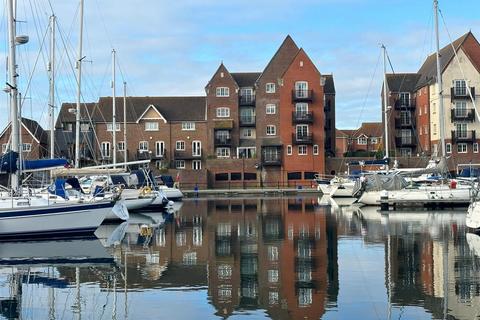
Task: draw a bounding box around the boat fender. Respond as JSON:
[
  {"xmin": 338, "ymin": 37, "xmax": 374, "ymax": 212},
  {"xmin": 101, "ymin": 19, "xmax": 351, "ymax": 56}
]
[{"xmin": 450, "ymin": 180, "xmax": 457, "ymax": 189}]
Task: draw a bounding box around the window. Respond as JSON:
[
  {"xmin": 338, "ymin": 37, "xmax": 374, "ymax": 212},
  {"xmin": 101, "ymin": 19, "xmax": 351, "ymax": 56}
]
[
  {"xmin": 296, "ymin": 124, "xmax": 309, "ymax": 137},
  {"xmin": 215, "ymin": 130, "xmax": 230, "ymax": 144},
  {"xmin": 295, "ymin": 103, "xmax": 308, "ymax": 114},
  {"xmin": 295, "ymin": 81, "xmax": 308, "ymax": 98},
  {"xmin": 139, "ymin": 141, "xmax": 149, "ymax": 152},
  {"xmin": 456, "ymin": 123, "xmax": 468, "ymax": 138},
  {"xmin": 101, "ymin": 142, "xmax": 111, "ymax": 158},
  {"xmin": 444, "ymin": 143, "xmax": 452, "ymax": 154},
  {"xmin": 175, "ymin": 141, "xmax": 185, "ymax": 151},
  {"xmin": 313, "ymin": 145, "xmax": 319, "ymax": 155},
  {"xmin": 155, "ymin": 160, "xmax": 165, "ymax": 169},
  {"xmin": 357, "ymin": 136, "xmax": 367, "ymax": 145},
  {"xmin": 266, "ymin": 125, "xmax": 276, "ymax": 136},
  {"xmin": 117, "ymin": 141, "xmax": 125, "ymax": 151},
  {"xmin": 80, "ymin": 123, "xmax": 90, "ymax": 132},
  {"xmin": 455, "ymin": 101, "xmax": 467, "ymax": 117},
  {"xmin": 370, "ymin": 137, "xmax": 378, "ymax": 144},
  {"xmin": 287, "ymin": 145, "xmax": 292, "ymax": 155},
  {"xmin": 457, "ymin": 143, "xmax": 468, "ymax": 153},
  {"xmin": 1, "ymin": 144, "xmax": 7, "ymax": 153},
  {"xmin": 182, "ymin": 122, "xmax": 195, "ymax": 131},
  {"xmin": 419, "ymin": 108, "xmax": 422, "ymax": 116},
  {"xmin": 474, "ymin": 143, "xmax": 479, "ymax": 153},
  {"xmin": 454, "ymin": 79, "xmax": 467, "ymax": 96},
  {"xmin": 216, "ymin": 147, "xmax": 230, "ymax": 158},
  {"xmin": 175, "ymin": 160, "xmax": 185, "ymax": 169},
  {"xmin": 433, "ymin": 123, "xmax": 437, "ymax": 135},
  {"xmin": 400, "ymin": 110, "xmax": 412, "ymax": 125},
  {"xmin": 266, "ymin": 104, "xmax": 276, "ymax": 114},
  {"xmin": 22, "ymin": 143, "xmax": 31, "ymax": 152},
  {"xmin": 298, "ymin": 145, "xmax": 307, "ymax": 155},
  {"xmin": 268, "ymin": 246, "xmax": 278, "ymax": 261},
  {"xmin": 424, "ymin": 125, "xmax": 428, "ymax": 135},
  {"xmin": 63, "ymin": 123, "xmax": 73, "ymax": 131},
  {"xmin": 400, "ymin": 129, "xmax": 412, "ymax": 144},
  {"xmin": 237, "ymin": 147, "xmax": 256, "ymax": 159},
  {"xmin": 216, "ymin": 107, "xmax": 230, "ymax": 118},
  {"xmin": 107, "ymin": 123, "xmax": 120, "ymax": 131},
  {"xmin": 399, "ymin": 92, "xmax": 410, "ymax": 106},
  {"xmin": 192, "ymin": 141, "xmax": 201, "ymax": 156},
  {"xmin": 218, "ymin": 265, "xmax": 232, "ymax": 279},
  {"xmin": 155, "ymin": 141, "xmax": 165, "ymax": 157},
  {"xmin": 192, "ymin": 160, "xmax": 201, "ymax": 170},
  {"xmin": 240, "ymin": 88, "xmax": 254, "ymax": 104},
  {"xmin": 298, "ymin": 288, "xmax": 313, "ymax": 306},
  {"xmin": 269, "ymin": 292, "xmax": 279, "ymax": 305},
  {"xmin": 266, "ymin": 83, "xmax": 276, "ymax": 93},
  {"xmin": 145, "ymin": 122, "xmax": 159, "ymax": 131},
  {"xmin": 268, "ymin": 270, "xmax": 279, "ymax": 283},
  {"xmin": 216, "ymin": 87, "xmax": 230, "ymax": 97},
  {"xmin": 240, "ymin": 128, "xmax": 255, "ymax": 139}
]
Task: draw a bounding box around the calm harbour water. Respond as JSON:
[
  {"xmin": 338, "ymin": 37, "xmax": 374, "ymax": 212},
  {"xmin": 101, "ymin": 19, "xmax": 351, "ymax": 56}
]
[{"xmin": 0, "ymin": 196, "xmax": 479, "ymax": 320}]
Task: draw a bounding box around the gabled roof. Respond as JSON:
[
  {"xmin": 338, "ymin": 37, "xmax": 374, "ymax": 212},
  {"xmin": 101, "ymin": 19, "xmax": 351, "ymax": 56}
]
[
  {"xmin": 231, "ymin": 72, "xmax": 261, "ymax": 87},
  {"xmin": 205, "ymin": 63, "xmax": 238, "ymax": 89},
  {"xmin": 337, "ymin": 122, "xmax": 383, "ymax": 139},
  {"xmin": 57, "ymin": 97, "xmax": 206, "ymax": 126},
  {"xmin": 386, "ymin": 73, "xmax": 421, "ymax": 93},
  {"xmin": 416, "ymin": 32, "xmax": 472, "ymax": 88},
  {"xmin": 0, "ymin": 117, "xmax": 47, "ymax": 144},
  {"xmin": 324, "ymin": 74, "xmax": 335, "ymax": 94},
  {"xmin": 135, "ymin": 105, "xmax": 167, "ymax": 123},
  {"xmin": 256, "ymin": 35, "xmax": 299, "ymax": 84}
]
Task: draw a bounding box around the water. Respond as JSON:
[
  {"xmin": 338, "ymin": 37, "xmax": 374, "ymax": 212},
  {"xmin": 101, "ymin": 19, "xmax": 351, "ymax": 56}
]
[{"xmin": 0, "ymin": 196, "xmax": 479, "ymax": 319}]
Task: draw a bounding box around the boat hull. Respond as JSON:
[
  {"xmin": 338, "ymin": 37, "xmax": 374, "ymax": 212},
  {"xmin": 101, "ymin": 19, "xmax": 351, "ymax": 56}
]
[{"xmin": 0, "ymin": 201, "xmax": 112, "ymax": 239}]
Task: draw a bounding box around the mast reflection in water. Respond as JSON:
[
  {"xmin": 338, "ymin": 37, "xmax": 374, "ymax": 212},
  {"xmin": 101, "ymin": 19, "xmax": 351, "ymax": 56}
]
[{"xmin": 0, "ymin": 197, "xmax": 480, "ymax": 319}]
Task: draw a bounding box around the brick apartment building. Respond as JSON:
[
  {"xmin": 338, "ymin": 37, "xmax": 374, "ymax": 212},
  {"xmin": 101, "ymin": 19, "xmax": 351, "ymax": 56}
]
[
  {"xmin": 382, "ymin": 31, "xmax": 480, "ymax": 166},
  {"xmin": 55, "ymin": 36, "xmax": 335, "ymax": 188},
  {"xmin": 0, "ymin": 117, "xmax": 48, "ymax": 160},
  {"xmin": 335, "ymin": 122, "xmax": 383, "ymax": 157}
]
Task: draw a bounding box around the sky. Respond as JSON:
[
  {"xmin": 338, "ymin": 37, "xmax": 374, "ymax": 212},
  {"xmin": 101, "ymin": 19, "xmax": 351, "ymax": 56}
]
[{"xmin": 1, "ymin": 0, "xmax": 480, "ymax": 130}]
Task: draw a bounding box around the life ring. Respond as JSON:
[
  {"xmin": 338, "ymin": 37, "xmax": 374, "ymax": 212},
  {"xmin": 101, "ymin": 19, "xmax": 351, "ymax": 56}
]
[{"xmin": 141, "ymin": 186, "xmax": 152, "ymax": 195}]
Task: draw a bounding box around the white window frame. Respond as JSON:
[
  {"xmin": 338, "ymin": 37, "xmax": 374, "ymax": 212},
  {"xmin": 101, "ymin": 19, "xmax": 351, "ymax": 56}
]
[
  {"xmin": 176, "ymin": 141, "xmax": 185, "ymax": 151},
  {"xmin": 182, "ymin": 122, "xmax": 195, "ymax": 131},
  {"xmin": 457, "ymin": 143, "xmax": 468, "ymax": 153},
  {"xmin": 155, "ymin": 141, "xmax": 165, "ymax": 157},
  {"xmin": 370, "ymin": 137, "xmax": 378, "ymax": 144},
  {"xmin": 216, "ymin": 107, "xmax": 230, "ymax": 118},
  {"xmin": 192, "ymin": 140, "xmax": 202, "ymax": 156},
  {"xmin": 313, "ymin": 145, "xmax": 319, "ymax": 155},
  {"xmin": 216, "ymin": 87, "xmax": 230, "ymax": 97},
  {"xmin": 107, "ymin": 123, "xmax": 121, "ymax": 132},
  {"xmin": 139, "ymin": 141, "xmax": 149, "ymax": 152},
  {"xmin": 295, "ymin": 81, "xmax": 309, "ymax": 98},
  {"xmin": 357, "ymin": 136, "xmax": 367, "ymax": 145},
  {"xmin": 287, "ymin": 145, "xmax": 292, "ymax": 155},
  {"xmin": 240, "ymin": 128, "xmax": 255, "ymax": 139},
  {"xmin": 237, "ymin": 147, "xmax": 256, "ymax": 159},
  {"xmin": 117, "ymin": 141, "xmax": 125, "ymax": 151},
  {"xmin": 22, "ymin": 143, "xmax": 32, "ymax": 152},
  {"xmin": 446, "ymin": 143, "xmax": 452, "ymax": 154},
  {"xmin": 474, "ymin": 143, "xmax": 479, "ymax": 154},
  {"xmin": 175, "ymin": 160, "xmax": 186, "ymax": 169},
  {"xmin": 454, "ymin": 79, "xmax": 467, "ymax": 96},
  {"xmin": 101, "ymin": 142, "xmax": 111, "ymax": 158},
  {"xmin": 266, "ymin": 125, "xmax": 276, "ymax": 136},
  {"xmin": 216, "ymin": 147, "xmax": 230, "ymax": 158},
  {"xmin": 63, "ymin": 123, "xmax": 73, "ymax": 132},
  {"xmin": 266, "ymin": 83, "xmax": 276, "ymax": 93},
  {"xmin": 266, "ymin": 104, "xmax": 276, "ymax": 114},
  {"xmin": 145, "ymin": 121, "xmax": 159, "ymax": 131},
  {"xmin": 80, "ymin": 123, "xmax": 90, "ymax": 132},
  {"xmin": 298, "ymin": 145, "xmax": 307, "ymax": 155},
  {"xmin": 192, "ymin": 160, "xmax": 201, "ymax": 170}
]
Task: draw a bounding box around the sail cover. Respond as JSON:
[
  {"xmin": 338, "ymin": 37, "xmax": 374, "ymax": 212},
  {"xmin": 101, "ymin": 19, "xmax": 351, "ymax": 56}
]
[{"xmin": 0, "ymin": 151, "xmax": 68, "ymax": 173}]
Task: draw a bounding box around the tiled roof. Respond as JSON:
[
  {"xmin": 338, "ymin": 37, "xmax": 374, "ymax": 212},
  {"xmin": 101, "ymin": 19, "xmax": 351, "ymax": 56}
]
[
  {"xmin": 337, "ymin": 122, "xmax": 383, "ymax": 138},
  {"xmin": 386, "ymin": 73, "xmax": 421, "ymax": 93},
  {"xmin": 231, "ymin": 72, "xmax": 261, "ymax": 87},
  {"xmin": 0, "ymin": 117, "xmax": 47, "ymax": 144}
]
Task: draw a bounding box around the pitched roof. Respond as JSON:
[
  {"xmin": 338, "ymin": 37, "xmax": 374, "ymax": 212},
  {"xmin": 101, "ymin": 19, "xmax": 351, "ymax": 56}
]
[
  {"xmin": 231, "ymin": 72, "xmax": 261, "ymax": 87},
  {"xmin": 386, "ymin": 73, "xmax": 421, "ymax": 92},
  {"xmin": 324, "ymin": 74, "xmax": 335, "ymax": 94},
  {"xmin": 416, "ymin": 32, "xmax": 471, "ymax": 88},
  {"xmin": 356, "ymin": 122, "xmax": 383, "ymax": 138},
  {"xmin": 57, "ymin": 97, "xmax": 206, "ymax": 126},
  {"xmin": 0, "ymin": 117, "xmax": 47, "ymax": 144},
  {"xmin": 256, "ymin": 35, "xmax": 299, "ymax": 84}
]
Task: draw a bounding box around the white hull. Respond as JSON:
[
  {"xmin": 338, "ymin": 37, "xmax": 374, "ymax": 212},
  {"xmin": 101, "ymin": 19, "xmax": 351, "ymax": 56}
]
[
  {"xmin": 317, "ymin": 179, "xmax": 354, "ymax": 197},
  {"xmin": 121, "ymin": 189, "xmax": 155, "ymax": 210},
  {"xmin": 0, "ymin": 201, "xmax": 112, "ymax": 238},
  {"xmin": 467, "ymin": 201, "xmax": 480, "ymax": 229},
  {"xmin": 318, "ymin": 184, "xmax": 338, "ymax": 196},
  {"xmin": 158, "ymin": 186, "xmax": 183, "ymax": 200}
]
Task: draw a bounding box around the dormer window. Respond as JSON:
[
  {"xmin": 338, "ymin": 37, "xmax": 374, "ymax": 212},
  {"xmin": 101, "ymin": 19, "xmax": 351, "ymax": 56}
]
[
  {"xmin": 357, "ymin": 136, "xmax": 367, "ymax": 145},
  {"xmin": 63, "ymin": 123, "xmax": 73, "ymax": 131},
  {"xmin": 216, "ymin": 87, "xmax": 230, "ymax": 97},
  {"xmin": 107, "ymin": 123, "xmax": 120, "ymax": 132},
  {"xmin": 145, "ymin": 122, "xmax": 159, "ymax": 131},
  {"xmin": 266, "ymin": 83, "xmax": 276, "ymax": 93}
]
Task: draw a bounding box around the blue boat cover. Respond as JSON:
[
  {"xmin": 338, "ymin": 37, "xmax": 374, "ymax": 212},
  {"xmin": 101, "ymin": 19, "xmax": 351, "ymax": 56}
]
[
  {"xmin": 0, "ymin": 151, "xmax": 67, "ymax": 173},
  {"xmin": 48, "ymin": 178, "xmax": 84, "ymax": 199},
  {"xmin": 458, "ymin": 167, "xmax": 480, "ymax": 178},
  {"xmin": 347, "ymin": 158, "xmax": 389, "ymax": 166},
  {"xmin": 132, "ymin": 170, "xmax": 157, "ymax": 187},
  {"xmin": 160, "ymin": 175, "xmax": 174, "ymax": 188},
  {"xmin": 0, "ymin": 151, "xmax": 18, "ymax": 173}
]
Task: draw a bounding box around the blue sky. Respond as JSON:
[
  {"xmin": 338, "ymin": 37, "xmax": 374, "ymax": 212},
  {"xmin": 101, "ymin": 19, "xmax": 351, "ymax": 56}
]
[{"xmin": 1, "ymin": 0, "xmax": 480, "ymax": 130}]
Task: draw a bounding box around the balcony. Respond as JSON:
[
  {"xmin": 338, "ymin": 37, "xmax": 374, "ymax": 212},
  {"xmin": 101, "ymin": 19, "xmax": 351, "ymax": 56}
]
[
  {"xmin": 292, "ymin": 133, "xmax": 313, "ymax": 145},
  {"xmin": 292, "ymin": 111, "xmax": 314, "ymax": 124},
  {"xmin": 239, "ymin": 115, "xmax": 256, "ymax": 127},
  {"xmin": 395, "ymin": 136, "xmax": 416, "ymax": 147},
  {"xmin": 451, "ymin": 87, "xmax": 475, "ymax": 100},
  {"xmin": 136, "ymin": 150, "xmax": 151, "ymax": 160},
  {"xmin": 261, "ymin": 153, "xmax": 282, "ymax": 166},
  {"xmin": 292, "ymin": 90, "xmax": 313, "ymax": 102},
  {"xmin": 451, "ymin": 130, "xmax": 476, "ymax": 144},
  {"xmin": 174, "ymin": 150, "xmax": 202, "ymax": 160},
  {"xmin": 394, "ymin": 99, "xmax": 416, "ymax": 110},
  {"xmin": 451, "ymin": 109, "xmax": 475, "ymax": 122},
  {"xmin": 394, "ymin": 117, "xmax": 415, "ymax": 128},
  {"xmin": 239, "ymin": 96, "xmax": 255, "ymax": 106},
  {"xmin": 214, "ymin": 137, "xmax": 232, "ymax": 147}
]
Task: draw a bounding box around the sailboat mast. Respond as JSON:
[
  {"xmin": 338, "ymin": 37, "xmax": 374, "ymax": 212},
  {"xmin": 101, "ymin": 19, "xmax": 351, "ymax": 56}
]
[
  {"xmin": 112, "ymin": 49, "xmax": 117, "ymax": 165},
  {"xmin": 434, "ymin": 0, "xmax": 446, "ymax": 157},
  {"xmin": 123, "ymin": 82, "xmax": 127, "ymax": 169},
  {"xmin": 75, "ymin": 0, "xmax": 84, "ymax": 168},
  {"xmin": 382, "ymin": 44, "xmax": 390, "ymax": 162},
  {"xmin": 7, "ymin": 0, "xmax": 19, "ymax": 191},
  {"xmin": 49, "ymin": 15, "xmax": 56, "ymax": 159}
]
